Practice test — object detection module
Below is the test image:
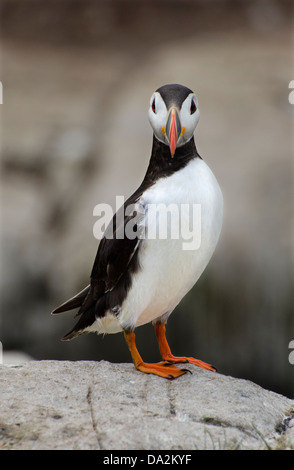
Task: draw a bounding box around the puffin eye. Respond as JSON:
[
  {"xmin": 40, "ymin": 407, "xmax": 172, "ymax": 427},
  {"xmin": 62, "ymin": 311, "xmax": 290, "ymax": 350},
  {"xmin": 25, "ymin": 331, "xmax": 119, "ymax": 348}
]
[
  {"xmin": 190, "ymin": 99, "xmax": 197, "ymax": 115},
  {"xmin": 152, "ymin": 98, "xmax": 156, "ymax": 113}
]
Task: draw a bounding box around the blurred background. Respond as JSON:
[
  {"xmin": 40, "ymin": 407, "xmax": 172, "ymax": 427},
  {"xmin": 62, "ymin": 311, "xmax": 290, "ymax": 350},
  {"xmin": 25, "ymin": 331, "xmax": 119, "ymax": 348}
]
[{"xmin": 1, "ymin": 0, "xmax": 293, "ymax": 397}]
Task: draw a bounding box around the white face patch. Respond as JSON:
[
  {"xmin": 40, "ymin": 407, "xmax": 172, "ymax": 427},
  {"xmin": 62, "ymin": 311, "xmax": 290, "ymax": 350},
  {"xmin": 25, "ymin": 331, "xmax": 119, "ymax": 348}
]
[
  {"xmin": 148, "ymin": 92, "xmax": 169, "ymax": 145},
  {"xmin": 178, "ymin": 93, "xmax": 200, "ymax": 146},
  {"xmin": 148, "ymin": 91, "xmax": 200, "ymax": 149}
]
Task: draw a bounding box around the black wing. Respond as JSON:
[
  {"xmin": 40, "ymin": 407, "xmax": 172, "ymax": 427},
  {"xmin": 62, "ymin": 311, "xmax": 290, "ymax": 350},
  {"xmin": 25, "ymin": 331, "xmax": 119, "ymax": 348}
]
[
  {"xmin": 90, "ymin": 197, "xmax": 145, "ymax": 291},
  {"xmin": 52, "ymin": 192, "xmax": 146, "ymax": 339}
]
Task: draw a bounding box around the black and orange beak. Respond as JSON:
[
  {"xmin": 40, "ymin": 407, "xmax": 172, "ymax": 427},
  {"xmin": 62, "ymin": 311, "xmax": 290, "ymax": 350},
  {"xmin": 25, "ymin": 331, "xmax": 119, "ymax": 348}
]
[{"xmin": 165, "ymin": 107, "xmax": 182, "ymax": 157}]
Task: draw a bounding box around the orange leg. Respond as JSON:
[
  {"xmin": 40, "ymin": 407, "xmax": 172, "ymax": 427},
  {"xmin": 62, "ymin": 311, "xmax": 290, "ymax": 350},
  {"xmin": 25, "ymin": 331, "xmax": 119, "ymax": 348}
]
[
  {"xmin": 155, "ymin": 322, "xmax": 216, "ymax": 372},
  {"xmin": 124, "ymin": 330, "xmax": 189, "ymax": 380}
]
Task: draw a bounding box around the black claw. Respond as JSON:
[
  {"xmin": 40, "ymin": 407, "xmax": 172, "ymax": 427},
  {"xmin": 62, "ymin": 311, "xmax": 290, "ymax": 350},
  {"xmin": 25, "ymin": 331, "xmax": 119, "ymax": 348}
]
[
  {"xmin": 181, "ymin": 368, "xmax": 192, "ymax": 375},
  {"xmin": 167, "ymin": 374, "xmax": 176, "ymax": 380}
]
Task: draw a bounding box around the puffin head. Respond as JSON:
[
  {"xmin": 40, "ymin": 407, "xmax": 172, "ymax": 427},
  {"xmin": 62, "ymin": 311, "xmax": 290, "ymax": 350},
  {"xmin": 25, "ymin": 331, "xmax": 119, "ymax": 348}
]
[{"xmin": 148, "ymin": 84, "xmax": 200, "ymax": 157}]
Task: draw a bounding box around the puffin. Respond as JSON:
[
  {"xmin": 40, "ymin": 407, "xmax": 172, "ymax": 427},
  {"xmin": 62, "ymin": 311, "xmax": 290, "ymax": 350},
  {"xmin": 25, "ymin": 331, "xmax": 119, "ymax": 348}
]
[{"xmin": 52, "ymin": 84, "xmax": 223, "ymax": 379}]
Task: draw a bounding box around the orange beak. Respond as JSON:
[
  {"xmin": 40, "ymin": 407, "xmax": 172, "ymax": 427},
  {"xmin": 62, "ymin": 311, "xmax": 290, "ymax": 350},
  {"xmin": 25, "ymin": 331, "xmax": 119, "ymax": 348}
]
[{"xmin": 165, "ymin": 108, "xmax": 182, "ymax": 157}]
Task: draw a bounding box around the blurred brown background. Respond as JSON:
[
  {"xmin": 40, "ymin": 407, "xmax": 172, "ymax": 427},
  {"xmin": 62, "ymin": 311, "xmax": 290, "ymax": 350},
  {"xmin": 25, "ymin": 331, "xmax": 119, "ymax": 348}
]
[{"xmin": 1, "ymin": 0, "xmax": 293, "ymax": 397}]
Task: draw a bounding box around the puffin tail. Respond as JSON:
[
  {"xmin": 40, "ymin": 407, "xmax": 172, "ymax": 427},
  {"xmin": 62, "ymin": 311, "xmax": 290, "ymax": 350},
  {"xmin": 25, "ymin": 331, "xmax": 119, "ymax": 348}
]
[
  {"xmin": 51, "ymin": 285, "xmax": 90, "ymax": 314},
  {"xmin": 61, "ymin": 305, "xmax": 96, "ymax": 341},
  {"xmin": 52, "ymin": 283, "xmax": 105, "ymax": 341}
]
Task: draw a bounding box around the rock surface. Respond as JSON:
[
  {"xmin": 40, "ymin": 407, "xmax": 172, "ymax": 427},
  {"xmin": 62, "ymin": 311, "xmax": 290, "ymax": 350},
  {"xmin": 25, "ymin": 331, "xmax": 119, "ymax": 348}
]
[{"xmin": 1, "ymin": 360, "xmax": 293, "ymax": 450}]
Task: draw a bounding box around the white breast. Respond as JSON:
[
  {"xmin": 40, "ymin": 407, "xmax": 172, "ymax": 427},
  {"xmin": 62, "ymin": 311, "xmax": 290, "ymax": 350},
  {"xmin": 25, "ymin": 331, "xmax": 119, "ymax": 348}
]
[{"xmin": 118, "ymin": 157, "xmax": 223, "ymax": 331}]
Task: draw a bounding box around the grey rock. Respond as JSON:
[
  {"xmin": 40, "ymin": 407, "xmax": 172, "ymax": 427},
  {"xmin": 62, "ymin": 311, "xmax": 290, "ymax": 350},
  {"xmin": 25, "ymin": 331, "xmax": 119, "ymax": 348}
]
[{"xmin": 0, "ymin": 360, "xmax": 293, "ymax": 450}]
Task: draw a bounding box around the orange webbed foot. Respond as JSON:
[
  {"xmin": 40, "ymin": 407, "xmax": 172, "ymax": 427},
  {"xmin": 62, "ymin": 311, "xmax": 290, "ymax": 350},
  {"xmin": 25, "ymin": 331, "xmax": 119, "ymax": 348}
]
[
  {"xmin": 135, "ymin": 360, "xmax": 190, "ymax": 380},
  {"xmin": 160, "ymin": 354, "xmax": 216, "ymax": 372},
  {"xmin": 124, "ymin": 330, "xmax": 190, "ymax": 380},
  {"xmin": 155, "ymin": 322, "xmax": 216, "ymax": 373}
]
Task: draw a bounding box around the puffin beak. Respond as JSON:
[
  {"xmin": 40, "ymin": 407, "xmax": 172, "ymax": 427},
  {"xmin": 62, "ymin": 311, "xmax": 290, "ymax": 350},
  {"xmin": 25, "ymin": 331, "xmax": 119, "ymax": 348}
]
[{"xmin": 165, "ymin": 107, "xmax": 182, "ymax": 157}]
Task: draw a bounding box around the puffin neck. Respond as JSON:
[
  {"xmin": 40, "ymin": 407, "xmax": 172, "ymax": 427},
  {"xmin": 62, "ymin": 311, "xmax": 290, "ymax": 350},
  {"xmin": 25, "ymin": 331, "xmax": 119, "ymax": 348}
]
[{"xmin": 144, "ymin": 135, "xmax": 201, "ymax": 184}]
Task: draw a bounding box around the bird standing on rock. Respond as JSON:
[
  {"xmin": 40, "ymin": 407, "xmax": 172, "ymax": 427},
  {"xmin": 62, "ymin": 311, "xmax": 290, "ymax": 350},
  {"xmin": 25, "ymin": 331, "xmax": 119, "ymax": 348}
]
[{"xmin": 52, "ymin": 84, "xmax": 223, "ymax": 379}]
